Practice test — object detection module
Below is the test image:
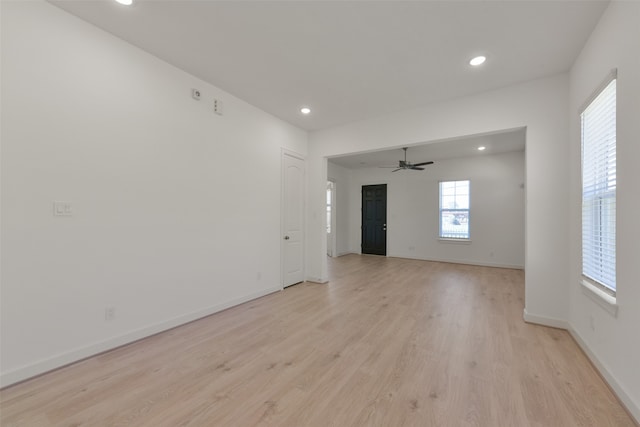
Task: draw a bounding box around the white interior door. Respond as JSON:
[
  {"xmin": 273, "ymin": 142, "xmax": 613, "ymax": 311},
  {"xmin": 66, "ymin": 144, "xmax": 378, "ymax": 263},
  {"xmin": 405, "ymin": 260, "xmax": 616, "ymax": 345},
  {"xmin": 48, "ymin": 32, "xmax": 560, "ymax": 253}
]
[{"xmin": 282, "ymin": 152, "xmax": 305, "ymax": 287}]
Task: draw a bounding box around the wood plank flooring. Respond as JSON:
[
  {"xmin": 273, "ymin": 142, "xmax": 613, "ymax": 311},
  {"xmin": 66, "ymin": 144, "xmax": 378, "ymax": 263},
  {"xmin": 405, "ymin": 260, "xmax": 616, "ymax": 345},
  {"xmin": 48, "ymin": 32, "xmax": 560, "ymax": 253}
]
[{"xmin": 1, "ymin": 255, "xmax": 636, "ymax": 426}]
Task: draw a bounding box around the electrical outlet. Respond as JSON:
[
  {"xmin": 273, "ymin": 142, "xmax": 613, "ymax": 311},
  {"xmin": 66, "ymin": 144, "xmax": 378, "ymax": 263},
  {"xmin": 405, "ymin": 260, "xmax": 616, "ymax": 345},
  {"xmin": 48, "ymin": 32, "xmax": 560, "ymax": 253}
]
[{"xmin": 105, "ymin": 306, "xmax": 116, "ymax": 322}]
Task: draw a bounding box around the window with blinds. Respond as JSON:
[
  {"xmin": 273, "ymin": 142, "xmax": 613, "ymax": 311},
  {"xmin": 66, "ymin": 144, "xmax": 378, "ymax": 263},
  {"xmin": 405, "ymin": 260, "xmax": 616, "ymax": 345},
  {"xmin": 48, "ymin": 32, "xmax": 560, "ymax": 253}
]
[
  {"xmin": 439, "ymin": 180, "xmax": 470, "ymax": 239},
  {"xmin": 581, "ymin": 75, "xmax": 616, "ymax": 293}
]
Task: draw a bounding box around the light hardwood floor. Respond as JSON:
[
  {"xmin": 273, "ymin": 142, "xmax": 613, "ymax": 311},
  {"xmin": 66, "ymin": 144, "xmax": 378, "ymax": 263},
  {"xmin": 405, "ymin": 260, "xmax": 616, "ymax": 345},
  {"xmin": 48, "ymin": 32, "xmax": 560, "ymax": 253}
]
[{"xmin": 1, "ymin": 255, "xmax": 636, "ymax": 426}]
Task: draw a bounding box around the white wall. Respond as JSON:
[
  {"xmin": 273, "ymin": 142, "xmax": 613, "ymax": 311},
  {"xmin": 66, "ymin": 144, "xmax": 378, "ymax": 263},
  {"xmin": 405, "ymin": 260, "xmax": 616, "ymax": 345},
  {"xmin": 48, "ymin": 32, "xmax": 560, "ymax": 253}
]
[
  {"xmin": 0, "ymin": 1, "xmax": 307, "ymax": 386},
  {"xmin": 327, "ymin": 161, "xmax": 351, "ymax": 256},
  {"xmin": 342, "ymin": 151, "xmax": 525, "ymax": 268},
  {"xmin": 568, "ymin": 1, "xmax": 640, "ymax": 420},
  {"xmin": 308, "ymin": 74, "xmax": 569, "ymax": 321}
]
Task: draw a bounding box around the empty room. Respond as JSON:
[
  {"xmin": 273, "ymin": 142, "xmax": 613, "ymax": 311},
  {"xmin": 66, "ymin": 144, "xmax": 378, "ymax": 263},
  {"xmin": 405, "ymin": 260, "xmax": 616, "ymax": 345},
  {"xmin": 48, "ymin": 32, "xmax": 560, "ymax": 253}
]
[{"xmin": 1, "ymin": 1, "xmax": 639, "ymax": 426}]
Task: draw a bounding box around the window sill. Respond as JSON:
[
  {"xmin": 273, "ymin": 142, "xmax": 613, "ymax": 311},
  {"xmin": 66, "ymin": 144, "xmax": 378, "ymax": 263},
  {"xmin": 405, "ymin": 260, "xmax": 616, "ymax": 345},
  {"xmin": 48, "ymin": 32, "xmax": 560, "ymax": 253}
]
[
  {"xmin": 438, "ymin": 238, "xmax": 471, "ymax": 245},
  {"xmin": 580, "ymin": 279, "xmax": 618, "ymax": 317}
]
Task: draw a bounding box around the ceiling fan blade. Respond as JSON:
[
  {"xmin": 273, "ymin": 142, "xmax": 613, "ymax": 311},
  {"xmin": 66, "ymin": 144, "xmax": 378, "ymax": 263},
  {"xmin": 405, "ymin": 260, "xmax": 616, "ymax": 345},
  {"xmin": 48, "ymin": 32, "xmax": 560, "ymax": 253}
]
[
  {"xmin": 379, "ymin": 165, "xmax": 400, "ymax": 168},
  {"xmin": 391, "ymin": 168, "xmax": 402, "ymax": 172},
  {"xmin": 410, "ymin": 167, "xmax": 425, "ymax": 170},
  {"xmin": 412, "ymin": 161, "xmax": 434, "ymax": 167}
]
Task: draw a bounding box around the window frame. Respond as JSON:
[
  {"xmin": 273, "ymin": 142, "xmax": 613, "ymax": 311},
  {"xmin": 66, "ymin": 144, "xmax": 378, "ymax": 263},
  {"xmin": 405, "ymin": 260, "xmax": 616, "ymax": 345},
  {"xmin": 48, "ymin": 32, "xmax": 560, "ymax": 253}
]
[
  {"xmin": 438, "ymin": 179, "xmax": 471, "ymax": 241},
  {"xmin": 580, "ymin": 69, "xmax": 617, "ymax": 297}
]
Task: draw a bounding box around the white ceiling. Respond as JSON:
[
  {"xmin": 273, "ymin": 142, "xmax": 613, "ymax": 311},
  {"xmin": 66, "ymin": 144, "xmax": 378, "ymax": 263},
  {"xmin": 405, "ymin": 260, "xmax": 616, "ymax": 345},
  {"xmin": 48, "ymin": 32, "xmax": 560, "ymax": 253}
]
[
  {"xmin": 49, "ymin": 0, "xmax": 608, "ymax": 131},
  {"xmin": 329, "ymin": 128, "xmax": 525, "ymax": 170}
]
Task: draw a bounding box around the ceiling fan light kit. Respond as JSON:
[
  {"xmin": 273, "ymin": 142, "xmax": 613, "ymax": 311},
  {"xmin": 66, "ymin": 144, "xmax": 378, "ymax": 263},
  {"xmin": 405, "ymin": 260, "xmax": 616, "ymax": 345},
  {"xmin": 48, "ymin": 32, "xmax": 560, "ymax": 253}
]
[{"xmin": 380, "ymin": 147, "xmax": 434, "ymax": 172}]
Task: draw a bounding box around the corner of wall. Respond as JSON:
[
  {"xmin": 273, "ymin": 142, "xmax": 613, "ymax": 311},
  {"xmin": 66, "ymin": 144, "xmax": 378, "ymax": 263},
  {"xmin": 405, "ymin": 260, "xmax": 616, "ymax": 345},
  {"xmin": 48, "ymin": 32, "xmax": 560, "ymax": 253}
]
[{"xmin": 522, "ymin": 309, "xmax": 569, "ymax": 330}]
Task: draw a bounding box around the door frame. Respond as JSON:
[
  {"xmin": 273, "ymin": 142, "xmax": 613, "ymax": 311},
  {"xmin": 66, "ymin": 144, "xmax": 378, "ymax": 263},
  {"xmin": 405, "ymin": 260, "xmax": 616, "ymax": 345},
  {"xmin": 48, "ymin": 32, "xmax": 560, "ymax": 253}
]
[
  {"xmin": 326, "ymin": 180, "xmax": 336, "ymax": 257},
  {"xmin": 281, "ymin": 149, "xmax": 306, "ymax": 289}
]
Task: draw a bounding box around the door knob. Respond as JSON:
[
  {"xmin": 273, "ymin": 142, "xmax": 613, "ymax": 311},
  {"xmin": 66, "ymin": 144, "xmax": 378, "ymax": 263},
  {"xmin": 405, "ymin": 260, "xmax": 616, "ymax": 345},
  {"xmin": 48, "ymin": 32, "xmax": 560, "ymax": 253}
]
[{"xmin": 284, "ymin": 236, "xmax": 290, "ymax": 240}]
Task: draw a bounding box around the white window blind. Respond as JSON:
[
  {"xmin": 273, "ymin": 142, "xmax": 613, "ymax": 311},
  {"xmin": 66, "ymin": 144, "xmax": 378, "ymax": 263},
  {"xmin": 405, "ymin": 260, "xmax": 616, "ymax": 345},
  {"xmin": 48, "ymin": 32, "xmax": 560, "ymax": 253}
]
[{"xmin": 581, "ymin": 77, "xmax": 616, "ymax": 292}]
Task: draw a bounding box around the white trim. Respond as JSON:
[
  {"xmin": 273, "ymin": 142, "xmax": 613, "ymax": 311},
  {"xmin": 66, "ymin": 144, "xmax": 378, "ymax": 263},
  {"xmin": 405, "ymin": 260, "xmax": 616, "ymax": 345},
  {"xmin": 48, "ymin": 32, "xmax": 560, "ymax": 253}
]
[
  {"xmin": 580, "ymin": 279, "xmax": 618, "ymax": 317},
  {"xmin": 280, "ymin": 148, "xmax": 306, "ymax": 162},
  {"xmin": 438, "ymin": 238, "xmax": 472, "ymax": 244},
  {"xmin": 522, "ymin": 309, "xmax": 570, "ymax": 329},
  {"xmin": 0, "ymin": 286, "xmax": 281, "ymax": 388},
  {"xmin": 569, "ymin": 326, "xmax": 640, "ymax": 424},
  {"xmin": 326, "ymin": 179, "xmax": 337, "ymax": 257},
  {"xmin": 522, "ymin": 310, "xmax": 640, "ymax": 423},
  {"xmin": 305, "ymin": 276, "xmax": 329, "ymax": 284},
  {"xmin": 387, "ymin": 254, "xmax": 523, "ymax": 270},
  {"xmin": 335, "ymin": 251, "xmax": 355, "ymax": 257}
]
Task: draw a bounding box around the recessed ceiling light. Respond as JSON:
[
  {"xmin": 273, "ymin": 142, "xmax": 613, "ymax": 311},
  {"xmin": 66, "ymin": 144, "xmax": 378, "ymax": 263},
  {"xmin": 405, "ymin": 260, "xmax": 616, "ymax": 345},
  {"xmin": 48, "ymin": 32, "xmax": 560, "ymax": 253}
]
[
  {"xmin": 300, "ymin": 107, "xmax": 311, "ymax": 115},
  {"xmin": 469, "ymin": 56, "xmax": 486, "ymax": 66},
  {"xmin": 115, "ymin": 0, "xmax": 133, "ymax": 5},
  {"xmin": 478, "ymin": 146, "xmax": 486, "ymax": 151}
]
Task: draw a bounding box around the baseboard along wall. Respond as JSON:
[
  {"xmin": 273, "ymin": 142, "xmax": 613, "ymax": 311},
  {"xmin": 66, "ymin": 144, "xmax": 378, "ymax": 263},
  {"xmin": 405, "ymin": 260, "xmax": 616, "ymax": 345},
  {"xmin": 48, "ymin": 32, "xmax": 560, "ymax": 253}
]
[
  {"xmin": 0, "ymin": 286, "xmax": 282, "ymax": 388},
  {"xmin": 523, "ymin": 309, "xmax": 640, "ymax": 424}
]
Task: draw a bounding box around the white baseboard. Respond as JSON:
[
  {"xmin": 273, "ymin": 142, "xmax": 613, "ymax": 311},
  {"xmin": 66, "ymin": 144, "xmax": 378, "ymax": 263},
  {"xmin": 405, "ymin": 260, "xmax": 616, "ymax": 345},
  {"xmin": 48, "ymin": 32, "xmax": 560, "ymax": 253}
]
[
  {"xmin": 305, "ymin": 276, "xmax": 328, "ymax": 284},
  {"xmin": 389, "ymin": 254, "xmax": 524, "ymax": 270},
  {"xmin": 335, "ymin": 251, "xmax": 355, "ymax": 257},
  {"xmin": 335, "ymin": 252, "xmax": 524, "ymax": 270},
  {"xmin": 522, "ymin": 309, "xmax": 570, "ymax": 329},
  {"xmin": 522, "ymin": 309, "xmax": 639, "ymax": 424},
  {"xmin": 0, "ymin": 286, "xmax": 281, "ymax": 388},
  {"xmin": 568, "ymin": 326, "xmax": 640, "ymax": 424}
]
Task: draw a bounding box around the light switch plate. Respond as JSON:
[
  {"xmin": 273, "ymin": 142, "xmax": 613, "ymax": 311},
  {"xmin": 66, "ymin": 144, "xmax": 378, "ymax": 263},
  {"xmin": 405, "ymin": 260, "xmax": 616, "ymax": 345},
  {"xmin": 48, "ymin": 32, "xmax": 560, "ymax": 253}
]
[{"xmin": 53, "ymin": 201, "xmax": 72, "ymax": 216}]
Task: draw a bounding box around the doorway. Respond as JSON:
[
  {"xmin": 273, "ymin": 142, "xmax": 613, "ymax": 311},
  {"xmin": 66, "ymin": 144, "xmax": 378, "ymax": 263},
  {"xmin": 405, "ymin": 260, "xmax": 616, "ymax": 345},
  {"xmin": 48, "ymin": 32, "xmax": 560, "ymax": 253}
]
[
  {"xmin": 361, "ymin": 184, "xmax": 387, "ymax": 256},
  {"xmin": 327, "ymin": 180, "xmax": 336, "ymax": 257}
]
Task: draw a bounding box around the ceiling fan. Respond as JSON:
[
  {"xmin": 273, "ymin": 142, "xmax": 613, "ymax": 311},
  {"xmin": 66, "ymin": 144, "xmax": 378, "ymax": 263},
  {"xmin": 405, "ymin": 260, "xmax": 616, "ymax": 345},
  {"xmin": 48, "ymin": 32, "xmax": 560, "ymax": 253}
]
[{"xmin": 380, "ymin": 147, "xmax": 434, "ymax": 172}]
